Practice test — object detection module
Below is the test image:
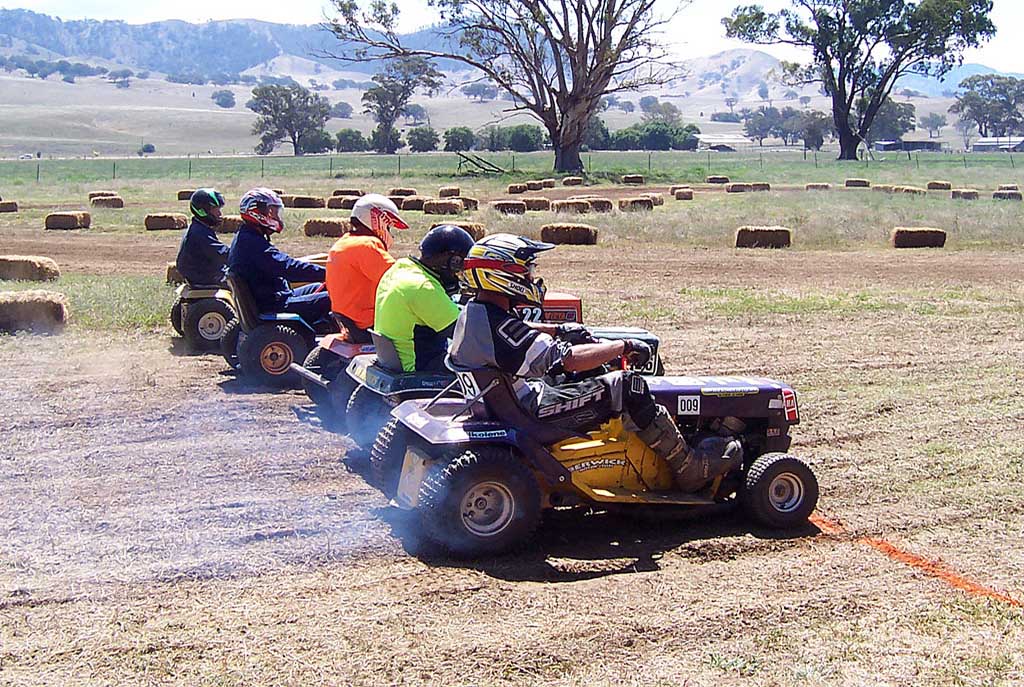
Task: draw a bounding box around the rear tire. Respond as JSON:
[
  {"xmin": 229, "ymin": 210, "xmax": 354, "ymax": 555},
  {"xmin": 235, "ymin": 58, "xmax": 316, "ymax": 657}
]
[
  {"xmin": 238, "ymin": 324, "xmax": 310, "ymax": 388},
  {"xmin": 742, "ymin": 453, "xmax": 818, "ymax": 529},
  {"xmin": 345, "ymin": 384, "xmax": 388, "ymax": 447},
  {"xmin": 182, "ymin": 298, "xmax": 234, "ymax": 352},
  {"xmin": 370, "ymin": 417, "xmax": 412, "ymax": 497},
  {"xmin": 170, "ymin": 298, "xmax": 183, "ymax": 336},
  {"xmin": 221, "ymin": 318, "xmax": 242, "ymax": 370},
  {"xmin": 329, "ymin": 372, "xmax": 358, "ymax": 431},
  {"xmin": 418, "ymin": 448, "xmax": 541, "ymax": 557},
  {"xmin": 301, "ymin": 347, "xmax": 347, "ymax": 407}
]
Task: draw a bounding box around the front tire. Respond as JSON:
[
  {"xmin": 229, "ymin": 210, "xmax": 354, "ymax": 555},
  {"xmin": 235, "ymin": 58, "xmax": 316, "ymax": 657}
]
[
  {"xmin": 418, "ymin": 448, "xmax": 541, "ymax": 557},
  {"xmin": 301, "ymin": 347, "xmax": 347, "ymax": 407},
  {"xmin": 742, "ymin": 453, "xmax": 818, "ymax": 529},
  {"xmin": 221, "ymin": 318, "xmax": 242, "ymax": 370},
  {"xmin": 238, "ymin": 324, "xmax": 310, "ymax": 388},
  {"xmin": 345, "ymin": 384, "xmax": 388, "ymax": 446},
  {"xmin": 370, "ymin": 417, "xmax": 413, "ymax": 497},
  {"xmin": 182, "ymin": 299, "xmax": 234, "ymax": 352},
  {"xmin": 170, "ymin": 298, "xmax": 183, "ymax": 336}
]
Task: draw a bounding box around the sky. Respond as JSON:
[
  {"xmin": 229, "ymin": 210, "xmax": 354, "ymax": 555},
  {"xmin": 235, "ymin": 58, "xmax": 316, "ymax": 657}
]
[{"xmin": 5, "ymin": 0, "xmax": 1023, "ymax": 73}]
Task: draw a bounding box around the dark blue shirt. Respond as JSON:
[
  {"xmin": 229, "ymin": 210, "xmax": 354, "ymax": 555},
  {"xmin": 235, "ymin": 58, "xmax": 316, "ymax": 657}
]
[
  {"xmin": 228, "ymin": 225, "xmax": 326, "ymax": 312},
  {"xmin": 175, "ymin": 219, "xmax": 228, "ymax": 286}
]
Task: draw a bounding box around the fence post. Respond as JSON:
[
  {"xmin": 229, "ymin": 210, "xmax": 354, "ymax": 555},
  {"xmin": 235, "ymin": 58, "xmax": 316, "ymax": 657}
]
[
  {"xmin": 188, "ymin": 159, "xmax": 192, "ymax": 180},
  {"xmin": 648, "ymin": 152, "xmax": 652, "ymax": 173},
  {"xmin": 759, "ymin": 153, "xmax": 763, "ymax": 170},
  {"xmin": 512, "ymin": 154, "xmax": 515, "ymax": 172},
  {"xmin": 113, "ymin": 162, "xmax": 116, "ymax": 180},
  {"xmin": 587, "ymin": 153, "xmax": 592, "ymax": 173},
  {"xmin": 261, "ymin": 159, "xmax": 265, "ymax": 178},
  {"xmin": 707, "ymin": 151, "xmax": 711, "ymax": 174},
  {"xmin": 814, "ymin": 151, "xmax": 818, "ymax": 168},
  {"xmin": 36, "ymin": 163, "xmax": 40, "ymax": 183},
  {"xmin": 329, "ymin": 156, "xmax": 333, "ymax": 177},
  {"xmin": 916, "ymin": 153, "xmax": 920, "ymax": 170},
  {"xmin": 963, "ymin": 154, "xmax": 967, "ymax": 169},
  {"xmin": 1011, "ymin": 154, "xmax": 1016, "ymax": 169},
  {"xmin": 397, "ymin": 154, "xmax": 401, "ymax": 175}
]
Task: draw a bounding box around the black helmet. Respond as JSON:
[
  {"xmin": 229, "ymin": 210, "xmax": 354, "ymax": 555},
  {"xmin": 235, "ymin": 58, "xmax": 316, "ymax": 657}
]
[
  {"xmin": 419, "ymin": 224, "xmax": 476, "ymax": 260},
  {"xmin": 190, "ymin": 188, "xmax": 226, "ymax": 226}
]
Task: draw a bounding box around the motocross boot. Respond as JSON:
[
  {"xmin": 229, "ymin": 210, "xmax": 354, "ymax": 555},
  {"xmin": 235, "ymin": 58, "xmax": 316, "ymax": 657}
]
[{"xmin": 670, "ymin": 435, "xmax": 744, "ymax": 492}]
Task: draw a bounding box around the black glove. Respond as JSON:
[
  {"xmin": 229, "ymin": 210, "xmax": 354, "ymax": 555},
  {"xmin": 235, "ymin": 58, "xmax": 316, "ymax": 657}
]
[
  {"xmin": 622, "ymin": 339, "xmax": 652, "ymax": 369},
  {"xmin": 556, "ymin": 322, "xmax": 598, "ymax": 345}
]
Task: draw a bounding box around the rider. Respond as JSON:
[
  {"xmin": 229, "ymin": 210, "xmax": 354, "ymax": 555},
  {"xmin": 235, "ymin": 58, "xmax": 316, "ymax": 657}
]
[
  {"xmin": 449, "ymin": 233, "xmax": 743, "ymax": 493},
  {"xmin": 175, "ymin": 188, "xmax": 228, "ymax": 286},
  {"xmin": 227, "ymin": 187, "xmax": 331, "ymax": 324},
  {"xmin": 324, "ymin": 194, "xmax": 406, "ymax": 343},
  {"xmin": 374, "ymin": 224, "xmax": 476, "ymax": 372}
]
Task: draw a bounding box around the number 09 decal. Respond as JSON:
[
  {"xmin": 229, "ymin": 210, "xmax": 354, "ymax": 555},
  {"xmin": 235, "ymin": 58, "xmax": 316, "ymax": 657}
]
[{"xmin": 677, "ymin": 395, "xmax": 700, "ymax": 415}]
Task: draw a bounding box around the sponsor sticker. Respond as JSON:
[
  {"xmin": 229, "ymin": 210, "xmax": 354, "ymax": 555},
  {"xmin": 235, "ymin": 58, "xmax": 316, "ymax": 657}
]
[
  {"xmin": 677, "ymin": 395, "xmax": 701, "ymax": 415},
  {"xmin": 568, "ymin": 458, "xmax": 626, "ymax": 472},
  {"xmin": 701, "ymin": 386, "xmax": 759, "ymax": 397},
  {"xmin": 781, "ymin": 389, "xmax": 799, "ymax": 421},
  {"xmin": 767, "ymin": 427, "xmax": 781, "ymax": 437},
  {"xmin": 468, "ymin": 430, "xmax": 508, "ymax": 440}
]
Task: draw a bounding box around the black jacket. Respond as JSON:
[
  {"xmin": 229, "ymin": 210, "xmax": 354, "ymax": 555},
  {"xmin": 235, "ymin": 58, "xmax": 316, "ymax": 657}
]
[
  {"xmin": 228, "ymin": 225, "xmax": 326, "ymax": 311},
  {"xmin": 175, "ymin": 219, "xmax": 228, "ymax": 286}
]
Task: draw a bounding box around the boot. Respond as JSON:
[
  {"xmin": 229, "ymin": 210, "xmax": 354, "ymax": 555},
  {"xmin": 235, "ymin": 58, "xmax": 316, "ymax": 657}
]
[
  {"xmin": 635, "ymin": 405, "xmax": 690, "ymax": 466},
  {"xmin": 670, "ymin": 436, "xmax": 744, "ymax": 492}
]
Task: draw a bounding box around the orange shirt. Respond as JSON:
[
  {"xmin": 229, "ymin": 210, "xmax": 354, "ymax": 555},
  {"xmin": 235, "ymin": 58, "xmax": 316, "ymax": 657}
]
[{"xmin": 325, "ymin": 233, "xmax": 395, "ymax": 330}]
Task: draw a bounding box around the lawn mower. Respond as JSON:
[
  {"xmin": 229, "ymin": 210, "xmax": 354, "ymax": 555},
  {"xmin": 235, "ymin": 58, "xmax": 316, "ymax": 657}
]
[{"xmin": 169, "ymin": 282, "xmax": 235, "ymax": 352}]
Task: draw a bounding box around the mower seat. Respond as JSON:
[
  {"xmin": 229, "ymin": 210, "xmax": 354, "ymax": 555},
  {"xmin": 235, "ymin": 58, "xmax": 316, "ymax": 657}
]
[
  {"xmin": 225, "ymin": 271, "xmax": 315, "ymax": 335},
  {"xmin": 369, "ymin": 330, "xmax": 404, "ymax": 372}
]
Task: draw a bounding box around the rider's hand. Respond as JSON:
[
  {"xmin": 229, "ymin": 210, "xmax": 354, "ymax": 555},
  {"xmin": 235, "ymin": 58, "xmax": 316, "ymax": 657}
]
[
  {"xmin": 556, "ymin": 323, "xmax": 597, "ymax": 345},
  {"xmin": 622, "ymin": 339, "xmax": 652, "ymax": 369}
]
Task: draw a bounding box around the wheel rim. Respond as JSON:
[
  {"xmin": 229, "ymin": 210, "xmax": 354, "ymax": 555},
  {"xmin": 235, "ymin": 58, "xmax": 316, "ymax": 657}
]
[
  {"xmin": 768, "ymin": 472, "xmax": 805, "ymax": 513},
  {"xmin": 197, "ymin": 312, "xmax": 227, "ymax": 340},
  {"xmin": 461, "ymin": 481, "xmax": 515, "ymax": 537},
  {"xmin": 260, "ymin": 342, "xmax": 293, "ymax": 375}
]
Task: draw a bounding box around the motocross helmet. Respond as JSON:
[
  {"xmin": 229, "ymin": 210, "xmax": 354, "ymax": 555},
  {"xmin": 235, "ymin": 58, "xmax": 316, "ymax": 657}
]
[
  {"xmin": 350, "ymin": 193, "xmax": 408, "ymax": 250},
  {"xmin": 239, "ymin": 187, "xmax": 285, "ymax": 233},
  {"xmin": 460, "ymin": 233, "xmax": 554, "ymax": 306},
  {"xmin": 189, "ymin": 188, "xmax": 225, "ymax": 226}
]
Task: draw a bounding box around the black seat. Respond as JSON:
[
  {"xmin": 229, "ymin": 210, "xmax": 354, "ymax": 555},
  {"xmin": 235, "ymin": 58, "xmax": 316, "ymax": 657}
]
[
  {"xmin": 225, "ymin": 271, "xmax": 260, "ymax": 332},
  {"xmin": 369, "ymin": 330, "xmax": 404, "ymax": 372},
  {"xmin": 457, "ymin": 367, "xmax": 578, "ymax": 446}
]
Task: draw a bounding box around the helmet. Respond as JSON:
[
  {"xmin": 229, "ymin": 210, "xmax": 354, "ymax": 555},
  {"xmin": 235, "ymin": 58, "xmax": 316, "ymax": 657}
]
[
  {"xmin": 350, "ymin": 193, "xmax": 408, "ymax": 250},
  {"xmin": 239, "ymin": 187, "xmax": 285, "ymax": 233},
  {"xmin": 460, "ymin": 233, "xmax": 554, "ymax": 306},
  {"xmin": 189, "ymin": 188, "xmax": 225, "ymax": 226},
  {"xmin": 419, "ymin": 225, "xmax": 476, "ymax": 260}
]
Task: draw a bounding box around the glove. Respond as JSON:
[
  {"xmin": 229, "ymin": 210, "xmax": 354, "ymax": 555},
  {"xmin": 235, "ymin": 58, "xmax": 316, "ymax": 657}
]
[
  {"xmin": 556, "ymin": 322, "xmax": 597, "ymax": 345},
  {"xmin": 622, "ymin": 339, "xmax": 652, "ymax": 369}
]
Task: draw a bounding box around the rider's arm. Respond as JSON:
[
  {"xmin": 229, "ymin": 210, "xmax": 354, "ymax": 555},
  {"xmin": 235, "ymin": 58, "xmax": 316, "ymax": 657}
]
[
  {"xmin": 525, "ymin": 322, "xmax": 559, "ymax": 336},
  {"xmin": 561, "ymin": 340, "xmax": 626, "ymax": 373},
  {"xmin": 262, "ymin": 244, "xmax": 326, "ymax": 283}
]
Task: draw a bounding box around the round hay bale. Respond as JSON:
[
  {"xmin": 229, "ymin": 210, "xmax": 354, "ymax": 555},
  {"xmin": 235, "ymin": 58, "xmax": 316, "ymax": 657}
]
[
  {"xmin": 166, "ymin": 261, "xmax": 184, "ymax": 285},
  {"xmin": 526, "ymin": 180, "xmax": 544, "ymax": 191},
  {"xmin": 524, "ymin": 197, "xmax": 551, "ymax": 211},
  {"xmin": 291, "ymin": 195, "xmax": 326, "ymax": 209},
  {"xmin": 0, "ymin": 255, "xmax": 60, "ymax": 282},
  {"xmin": 423, "ymin": 199, "xmax": 465, "ymax": 215},
  {"xmin": 805, "ymin": 183, "xmax": 831, "ymax": 191},
  {"xmin": 872, "ymin": 184, "xmax": 895, "ymax": 193},
  {"xmin": 491, "ymin": 200, "xmax": 527, "ymax": 215},
  {"xmin": 304, "ymin": 218, "xmax": 352, "ymax": 238},
  {"xmin": 217, "ymin": 215, "xmax": 244, "ymax": 233},
  {"xmin": 388, "ymin": 187, "xmax": 417, "ymax": 196},
  {"xmin": 562, "ymin": 176, "xmax": 584, "ymax": 186},
  {"xmin": 622, "ymin": 174, "xmax": 645, "ymax": 185},
  {"xmin": 541, "ymin": 178, "xmax": 556, "ymax": 188},
  {"xmin": 0, "ymin": 290, "xmax": 68, "ymax": 334},
  {"xmin": 90, "ymin": 195, "xmax": 124, "ymax": 208},
  {"xmin": 332, "ymin": 188, "xmax": 365, "ymax": 197},
  {"xmin": 891, "ymin": 227, "xmax": 946, "ymax": 249},
  {"xmin": 387, "ymin": 195, "xmax": 408, "ymax": 207},
  {"xmin": 45, "ymin": 212, "xmax": 91, "ymax": 230},
  {"xmin": 438, "ymin": 186, "xmax": 461, "ymax": 198},
  {"xmin": 551, "ymin": 200, "xmax": 591, "ymax": 214},
  {"xmin": 507, "ymin": 183, "xmax": 528, "ymax": 194},
  {"xmin": 326, "ymin": 196, "xmax": 349, "ymax": 209},
  {"xmin": 540, "ymin": 223, "xmax": 598, "ymax": 246},
  {"xmin": 845, "ymin": 178, "xmax": 871, "ymax": 188},
  {"xmin": 706, "ymin": 175, "xmax": 730, "ymax": 184},
  {"xmin": 619, "ymin": 197, "xmax": 654, "ymax": 212},
  {"xmin": 998, "ymin": 184, "xmax": 1019, "ymax": 191},
  {"xmin": 993, "ymin": 190, "xmax": 1023, "ymax": 201},
  {"xmin": 177, "ymin": 189, "xmax": 196, "ymax": 201},
  {"xmin": 640, "ymin": 192, "xmax": 664, "ymax": 206},
  {"xmin": 144, "ymin": 213, "xmax": 187, "ymax": 231},
  {"xmin": 430, "ymin": 221, "xmax": 486, "ymax": 241},
  {"xmin": 673, "ymin": 189, "xmax": 694, "ymax": 201},
  {"xmin": 951, "ymin": 189, "xmax": 979, "ymax": 201},
  {"xmin": 88, "ymin": 191, "xmax": 117, "ymax": 200},
  {"xmin": 669, "ymin": 185, "xmax": 692, "ymax": 195},
  {"xmin": 400, "ymin": 195, "xmax": 433, "ymax": 211},
  {"xmin": 0, "ymin": 201, "xmax": 18, "ymax": 213},
  {"xmin": 588, "ymin": 198, "xmax": 614, "ymax": 213},
  {"xmin": 725, "ymin": 183, "xmax": 751, "ymax": 193},
  {"xmin": 751, "ymin": 182, "xmax": 772, "ymax": 192},
  {"xmin": 455, "ymin": 196, "xmax": 479, "ymax": 211},
  {"xmin": 927, "ymin": 180, "xmax": 952, "ymax": 191},
  {"xmin": 735, "ymin": 226, "xmax": 792, "ymax": 249}
]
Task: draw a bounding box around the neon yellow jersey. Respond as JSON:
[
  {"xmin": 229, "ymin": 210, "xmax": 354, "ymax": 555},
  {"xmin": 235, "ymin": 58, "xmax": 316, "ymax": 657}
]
[{"xmin": 374, "ymin": 258, "xmax": 460, "ymax": 372}]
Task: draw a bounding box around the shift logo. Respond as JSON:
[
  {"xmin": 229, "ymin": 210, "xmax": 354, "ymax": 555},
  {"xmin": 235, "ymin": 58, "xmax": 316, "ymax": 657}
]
[{"xmin": 537, "ymin": 387, "xmax": 605, "ymax": 418}]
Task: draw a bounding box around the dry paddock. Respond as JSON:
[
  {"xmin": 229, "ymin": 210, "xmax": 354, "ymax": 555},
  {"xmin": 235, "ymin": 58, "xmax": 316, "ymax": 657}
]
[{"xmin": 0, "ymin": 246, "xmax": 1023, "ymax": 685}]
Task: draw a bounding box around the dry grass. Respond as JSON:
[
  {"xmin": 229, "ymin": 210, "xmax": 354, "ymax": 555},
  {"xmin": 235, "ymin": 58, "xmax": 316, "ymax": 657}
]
[
  {"xmin": 540, "ymin": 222, "xmax": 598, "ymax": 245},
  {"xmin": 873, "ymin": 185, "xmax": 895, "ymax": 193},
  {"xmin": 45, "ymin": 211, "xmax": 90, "ymax": 230},
  {"xmin": 0, "ymin": 255, "xmax": 60, "ymax": 281},
  {"xmin": 892, "ymin": 227, "xmax": 947, "ymax": 248},
  {"xmin": 144, "ymin": 213, "xmax": 187, "ymax": 231},
  {"xmin": 303, "ymin": 217, "xmax": 352, "ymax": 238},
  {"xmin": 735, "ymin": 225, "xmax": 792, "ymax": 248},
  {"xmin": 0, "ymin": 288, "xmax": 67, "ymax": 332}
]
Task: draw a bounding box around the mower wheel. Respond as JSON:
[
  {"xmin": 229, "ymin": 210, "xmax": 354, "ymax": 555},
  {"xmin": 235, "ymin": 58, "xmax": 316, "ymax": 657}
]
[
  {"xmin": 238, "ymin": 324, "xmax": 310, "ymax": 388},
  {"xmin": 301, "ymin": 347, "xmax": 347, "ymax": 408},
  {"xmin": 170, "ymin": 298, "xmax": 183, "ymax": 336},
  {"xmin": 221, "ymin": 318, "xmax": 242, "ymax": 370},
  {"xmin": 418, "ymin": 448, "xmax": 541, "ymax": 557},
  {"xmin": 329, "ymin": 372, "xmax": 358, "ymax": 431},
  {"xmin": 345, "ymin": 384, "xmax": 388, "ymax": 447},
  {"xmin": 182, "ymin": 298, "xmax": 234, "ymax": 352},
  {"xmin": 370, "ymin": 417, "xmax": 413, "ymax": 497},
  {"xmin": 742, "ymin": 453, "xmax": 818, "ymax": 529}
]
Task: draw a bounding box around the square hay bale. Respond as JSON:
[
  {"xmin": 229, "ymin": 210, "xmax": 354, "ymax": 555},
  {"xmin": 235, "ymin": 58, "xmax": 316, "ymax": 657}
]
[
  {"xmin": 706, "ymin": 175, "xmax": 730, "ymax": 184},
  {"xmin": 524, "ymin": 197, "xmax": 551, "ymax": 211},
  {"xmin": 166, "ymin": 261, "xmax": 184, "ymax": 285},
  {"xmin": 735, "ymin": 226, "xmax": 792, "ymax": 249},
  {"xmin": 304, "ymin": 218, "xmax": 352, "ymax": 238},
  {"xmin": 423, "ymin": 199, "xmax": 465, "ymax": 215},
  {"xmin": 845, "ymin": 178, "xmax": 871, "ymax": 188},
  {"xmin": 619, "ymin": 197, "xmax": 654, "ymax": 212},
  {"xmin": 562, "ymin": 176, "xmax": 584, "ymax": 186},
  {"xmin": 805, "ymin": 183, "xmax": 831, "ymax": 191},
  {"xmin": 332, "ymin": 188, "xmax": 365, "ymax": 197},
  {"xmin": 872, "ymin": 184, "xmax": 895, "ymax": 193},
  {"xmin": 725, "ymin": 183, "xmax": 751, "ymax": 193},
  {"xmin": 144, "ymin": 213, "xmax": 187, "ymax": 231},
  {"xmin": 541, "ymin": 178, "xmax": 556, "ymax": 188},
  {"xmin": 338, "ymin": 196, "xmax": 360, "ymax": 210},
  {"xmin": 526, "ymin": 180, "xmax": 544, "ymax": 191},
  {"xmin": 387, "ymin": 195, "xmax": 408, "ymax": 207},
  {"xmin": 90, "ymin": 195, "xmax": 124, "ymax": 208},
  {"xmin": 951, "ymin": 189, "xmax": 979, "ymax": 200},
  {"xmin": 177, "ymin": 189, "xmax": 196, "ymax": 201},
  {"xmin": 438, "ymin": 186, "xmax": 461, "ymax": 198},
  {"xmin": 0, "ymin": 290, "xmax": 68, "ymax": 334},
  {"xmin": 640, "ymin": 192, "xmax": 664, "ymax": 206},
  {"xmin": 751, "ymin": 182, "xmax": 772, "ymax": 192},
  {"xmin": 217, "ymin": 215, "xmax": 244, "ymax": 233},
  {"xmin": 674, "ymin": 189, "xmax": 694, "ymax": 201},
  {"xmin": 491, "ymin": 200, "xmax": 527, "ymax": 215},
  {"xmin": 507, "ymin": 183, "xmax": 528, "ymax": 194},
  {"xmin": 993, "ymin": 190, "xmax": 1023, "ymax": 201},
  {"xmin": 291, "ymin": 195, "xmax": 326, "ymax": 209},
  {"xmin": 272, "ymin": 189, "xmax": 285, "ymax": 196},
  {"xmin": 588, "ymin": 198, "xmax": 614, "ymax": 213},
  {"xmin": 897, "ymin": 186, "xmax": 927, "ymax": 196},
  {"xmin": 388, "ymin": 187, "xmax": 417, "ymax": 196},
  {"xmin": 327, "ymin": 196, "xmax": 349, "ymax": 209},
  {"xmin": 400, "ymin": 195, "xmax": 433, "ymax": 211},
  {"xmin": 430, "ymin": 221, "xmax": 486, "ymax": 241},
  {"xmin": 45, "ymin": 212, "xmax": 90, "ymax": 230},
  {"xmin": 998, "ymin": 184, "xmax": 1019, "ymax": 191},
  {"xmin": 540, "ymin": 223, "xmax": 598, "ymax": 245},
  {"xmin": 455, "ymin": 196, "xmax": 479, "ymax": 211},
  {"xmin": 0, "ymin": 201, "xmax": 18, "ymax": 213},
  {"xmin": 891, "ymin": 227, "xmax": 946, "ymax": 249},
  {"xmin": 551, "ymin": 199, "xmax": 591, "ymax": 214},
  {"xmin": 670, "ymin": 185, "xmax": 692, "ymax": 195},
  {"xmin": 0, "ymin": 255, "xmax": 60, "ymax": 282},
  {"xmin": 927, "ymin": 180, "xmax": 952, "ymax": 191},
  {"xmin": 280, "ymin": 194, "xmax": 297, "ymax": 207},
  {"xmin": 622, "ymin": 174, "xmax": 645, "ymax": 185},
  {"xmin": 88, "ymin": 191, "xmax": 118, "ymax": 200}
]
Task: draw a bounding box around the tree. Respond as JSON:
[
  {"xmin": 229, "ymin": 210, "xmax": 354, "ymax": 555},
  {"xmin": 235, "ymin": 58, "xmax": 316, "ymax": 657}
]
[
  {"xmin": 107, "ymin": 69, "xmax": 133, "ymax": 88},
  {"xmin": 248, "ymin": 84, "xmax": 331, "ymax": 156},
  {"xmin": 619, "ymin": 101, "xmax": 636, "ymax": 114},
  {"xmin": 137, "ymin": 143, "xmax": 156, "ymax": 156},
  {"xmin": 784, "ymin": 89, "xmax": 799, "ymax": 101},
  {"xmin": 407, "ymin": 126, "xmax": 440, "ymax": 152},
  {"xmin": 336, "ymin": 128, "xmax": 369, "ymax": 152},
  {"xmin": 799, "ymin": 95, "xmax": 812, "ymax": 108},
  {"xmin": 507, "ymin": 124, "xmax": 545, "ymax": 152},
  {"xmin": 639, "ymin": 95, "xmax": 660, "ymax": 113},
  {"xmin": 757, "ymin": 82, "xmax": 770, "ymax": 104},
  {"xmin": 920, "ymin": 112, "xmax": 948, "ymax": 138},
  {"xmin": 211, "ymin": 89, "xmax": 236, "ymax": 108},
  {"xmin": 863, "ymin": 99, "xmax": 915, "ymax": 142},
  {"xmin": 949, "ymin": 74, "xmax": 1024, "ymax": 137},
  {"xmin": 327, "ymin": 0, "xmax": 688, "ymax": 172},
  {"xmin": 362, "ymin": 57, "xmax": 443, "ymax": 154},
  {"xmin": 403, "ymin": 103, "xmax": 429, "ymax": 125},
  {"xmin": 444, "ymin": 126, "xmax": 475, "ymax": 151},
  {"xmin": 642, "ymin": 102, "xmax": 682, "ymax": 126},
  {"xmin": 478, "ymin": 127, "xmax": 509, "ymax": 151},
  {"xmin": 743, "ymin": 107, "xmax": 782, "ymax": 145},
  {"xmin": 724, "ymin": 96, "xmax": 738, "ymax": 112},
  {"xmin": 725, "ymin": 0, "xmax": 996, "ymax": 160},
  {"xmin": 462, "ymin": 82, "xmax": 498, "ymax": 101},
  {"xmin": 583, "ymin": 115, "xmax": 610, "ymax": 150},
  {"xmin": 330, "ymin": 101, "xmax": 354, "ymax": 118},
  {"xmin": 954, "ymin": 117, "xmax": 976, "ymax": 148},
  {"xmin": 610, "ymin": 127, "xmax": 642, "ymax": 150},
  {"xmin": 300, "ymin": 129, "xmax": 336, "ymax": 154},
  {"xmin": 800, "ymin": 110, "xmax": 834, "ymax": 150}
]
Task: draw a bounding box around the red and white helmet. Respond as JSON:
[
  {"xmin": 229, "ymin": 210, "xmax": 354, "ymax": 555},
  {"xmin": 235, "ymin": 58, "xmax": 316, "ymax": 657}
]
[
  {"xmin": 240, "ymin": 187, "xmax": 285, "ymax": 233},
  {"xmin": 350, "ymin": 193, "xmax": 408, "ymax": 250}
]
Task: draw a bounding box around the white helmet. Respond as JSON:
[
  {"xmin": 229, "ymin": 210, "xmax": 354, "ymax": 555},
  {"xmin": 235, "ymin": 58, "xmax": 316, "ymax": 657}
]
[{"xmin": 350, "ymin": 193, "xmax": 409, "ymax": 250}]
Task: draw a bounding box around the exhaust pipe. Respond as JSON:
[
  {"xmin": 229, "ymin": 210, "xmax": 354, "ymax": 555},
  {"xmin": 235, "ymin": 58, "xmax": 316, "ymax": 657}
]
[{"xmin": 288, "ymin": 362, "xmax": 329, "ymax": 389}]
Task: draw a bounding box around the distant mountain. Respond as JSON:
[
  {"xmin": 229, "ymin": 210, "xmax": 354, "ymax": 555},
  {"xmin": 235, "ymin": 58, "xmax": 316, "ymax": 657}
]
[{"xmin": 896, "ymin": 64, "xmax": 1024, "ymax": 98}]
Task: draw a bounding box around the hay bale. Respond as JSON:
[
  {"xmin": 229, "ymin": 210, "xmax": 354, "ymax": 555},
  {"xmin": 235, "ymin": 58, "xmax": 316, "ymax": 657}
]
[
  {"xmin": 872, "ymin": 184, "xmax": 895, "ymax": 193},
  {"xmin": 805, "ymin": 183, "xmax": 831, "ymax": 191},
  {"xmin": 540, "ymin": 223, "xmax": 598, "ymax": 245},
  {"xmin": 280, "ymin": 194, "xmax": 297, "ymax": 207},
  {"xmin": 526, "ymin": 180, "xmax": 544, "ymax": 191},
  {"xmin": 327, "ymin": 196, "xmax": 349, "ymax": 209},
  {"xmin": 998, "ymin": 184, "xmax": 1019, "ymax": 191},
  {"xmin": 45, "ymin": 212, "xmax": 90, "ymax": 230},
  {"xmin": 0, "ymin": 290, "xmax": 68, "ymax": 334},
  {"xmin": 400, "ymin": 195, "xmax": 433, "ymax": 211},
  {"xmin": 90, "ymin": 195, "xmax": 124, "ymax": 208},
  {"xmin": 177, "ymin": 189, "xmax": 196, "ymax": 201},
  {"xmin": 845, "ymin": 178, "xmax": 871, "ymax": 188},
  {"xmin": 217, "ymin": 215, "xmax": 244, "ymax": 233},
  {"xmin": 993, "ymin": 190, "xmax": 1023, "ymax": 201},
  {"xmin": 562, "ymin": 176, "xmax": 584, "ymax": 186},
  {"xmin": 492, "ymin": 200, "xmax": 527, "ymax": 215},
  {"xmin": 891, "ymin": 227, "xmax": 946, "ymax": 249},
  {"xmin": 88, "ymin": 191, "xmax": 117, "ymax": 200},
  {"xmin": 291, "ymin": 195, "xmax": 326, "ymax": 209},
  {"xmin": 0, "ymin": 255, "xmax": 60, "ymax": 282},
  {"xmin": 387, "ymin": 195, "xmax": 408, "ymax": 207},
  {"xmin": 706, "ymin": 175, "xmax": 730, "ymax": 184},
  {"xmin": 619, "ymin": 197, "xmax": 654, "ymax": 212},
  {"xmin": 674, "ymin": 189, "xmax": 694, "ymax": 201},
  {"xmin": 438, "ymin": 186, "xmax": 460, "ymax": 198},
  {"xmin": 338, "ymin": 196, "xmax": 360, "ymax": 210},
  {"xmin": 640, "ymin": 192, "xmax": 665, "ymax": 206},
  {"xmin": 304, "ymin": 218, "xmax": 352, "ymax": 238},
  {"xmin": 272, "ymin": 189, "xmax": 285, "ymax": 196},
  {"xmin": 541, "ymin": 178, "xmax": 556, "ymax": 188},
  {"xmin": 332, "ymin": 188, "xmax": 365, "ymax": 197},
  {"xmin": 507, "ymin": 183, "xmax": 528, "ymax": 194},
  {"xmin": 927, "ymin": 180, "xmax": 952, "ymax": 191},
  {"xmin": 551, "ymin": 200, "xmax": 591, "ymax": 215},
  {"xmin": 751, "ymin": 182, "xmax": 772, "ymax": 192},
  {"xmin": 951, "ymin": 189, "xmax": 979, "ymax": 201},
  {"xmin": 430, "ymin": 221, "xmax": 486, "ymax": 241},
  {"xmin": 735, "ymin": 226, "xmax": 792, "ymax": 249},
  {"xmin": 622, "ymin": 174, "xmax": 645, "ymax": 185},
  {"xmin": 423, "ymin": 199, "xmax": 465, "ymax": 215},
  {"xmin": 669, "ymin": 185, "xmax": 692, "ymax": 195},
  {"xmin": 897, "ymin": 186, "xmax": 927, "ymax": 196},
  {"xmin": 455, "ymin": 196, "xmax": 479, "ymax": 211},
  {"xmin": 0, "ymin": 201, "xmax": 18, "ymax": 213},
  {"xmin": 588, "ymin": 198, "xmax": 614, "ymax": 213},
  {"xmin": 725, "ymin": 183, "xmax": 751, "ymax": 193},
  {"xmin": 388, "ymin": 187, "xmax": 417, "ymax": 196},
  {"xmin": 166, "ymin": 262, "xmax": 184, "ymax": 285},
  {"xmin": 524, "ymin": 197, "xmax": 551, "ymax": 211},
  {"xmin": 144, "ymin": 213, "xmax": 187, "ymax": 231}
]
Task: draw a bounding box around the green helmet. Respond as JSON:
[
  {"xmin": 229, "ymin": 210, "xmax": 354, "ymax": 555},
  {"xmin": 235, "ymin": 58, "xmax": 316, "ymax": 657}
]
[{"xmin": 190, "ymin": 188, "xmax": 226, "ymax": 225}]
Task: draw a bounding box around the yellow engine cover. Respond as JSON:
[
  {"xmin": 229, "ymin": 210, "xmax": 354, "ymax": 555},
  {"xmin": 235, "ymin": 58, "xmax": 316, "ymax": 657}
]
[{"xmin": 550, "ymin": 419, "xmax": 675, "ymax": 494}]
